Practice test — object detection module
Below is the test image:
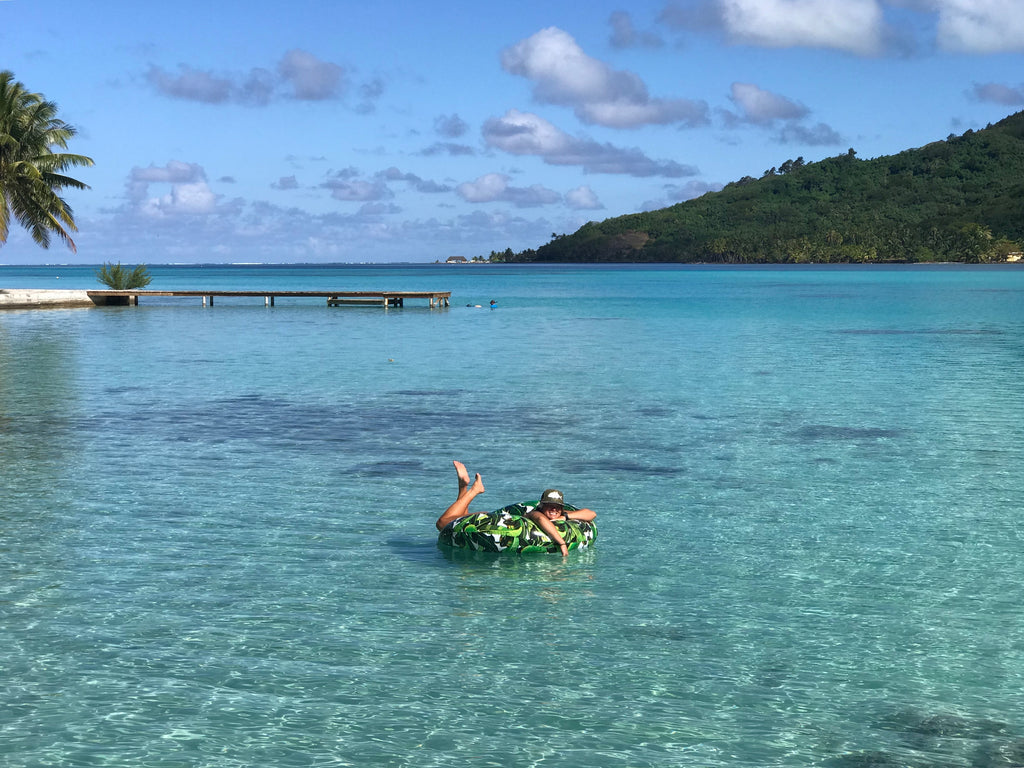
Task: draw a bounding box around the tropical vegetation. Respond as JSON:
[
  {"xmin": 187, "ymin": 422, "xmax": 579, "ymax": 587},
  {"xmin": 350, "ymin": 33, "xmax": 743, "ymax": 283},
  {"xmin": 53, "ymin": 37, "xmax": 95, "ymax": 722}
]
[
  {"xmin": 0, "ymin": 70, "xmax": 94, "ymax": 252},
  {"xmin": 493, "ymin": 110, "xmax": 1024, "ymax": 264},
  {"xmin": 95, "ymin": 262, "xmax": 153, "ymax": 290}
]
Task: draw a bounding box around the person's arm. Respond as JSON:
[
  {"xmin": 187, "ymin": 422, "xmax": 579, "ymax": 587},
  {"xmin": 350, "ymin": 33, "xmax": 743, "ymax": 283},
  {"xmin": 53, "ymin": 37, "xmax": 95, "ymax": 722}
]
[
  {"xmin": 526, "ymin": 511, "xmax": 569, "ymax": 557},
  {"xmin": 566, "ymin": 508, "xmax": 596, "ymax": 521}
]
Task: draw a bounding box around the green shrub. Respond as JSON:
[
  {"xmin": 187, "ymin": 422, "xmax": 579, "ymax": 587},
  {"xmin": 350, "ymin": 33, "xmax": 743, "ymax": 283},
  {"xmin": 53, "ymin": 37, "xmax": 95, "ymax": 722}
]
[{"xmin": 96, "ymin": 262, "xmax": 152, "ymax": 289}]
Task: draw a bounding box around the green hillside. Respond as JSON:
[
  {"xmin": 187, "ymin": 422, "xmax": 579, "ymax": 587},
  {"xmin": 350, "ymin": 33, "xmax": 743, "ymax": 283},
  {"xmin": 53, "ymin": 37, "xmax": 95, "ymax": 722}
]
[{"xmin": 500, "ymin": 111, "xmax": 1024, "ymax": 264}]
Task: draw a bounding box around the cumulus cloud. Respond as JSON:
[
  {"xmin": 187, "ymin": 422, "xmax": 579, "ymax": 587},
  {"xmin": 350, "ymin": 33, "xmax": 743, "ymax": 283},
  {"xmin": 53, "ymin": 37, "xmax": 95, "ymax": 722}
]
[
  {"xmin": 145, "ymin": 65, "xmax": 233, "ymax": 103},
  {"xmin": 664, "ymin": 0, "xmax": 1024, "ymax": 55},
  {"xmin": 419, "ymin": 142, "xmax": 475, "ymax": 156},
  {"xmin": 456, "ymin": 173, "xmax": 561, "ymax": 208},
  {"xmin": 272, "ymin": 175, "xmax": 299, "ymax": 190},
  {"xmin": 970, "ymin": 81, "xmax": 1024, "ymax": 105},
  {"xmin": 322, "ymin": 174, "xmax": 392, "ymax": 202},
  {"xmin": 935, "ymin": 0, "xmax": 1024, "ymax": 53},
  {"xmin": 722, "ymin": 0, "xmax": 884, "ymax": 53},
  {"xmin": 434, "ymin": 113, "xmax": 469, "ymax": 138},
  {"xmin": 501, "ymin": 27, "xmax": 708, "ymax": 128},
  {"xmin": 127, "ymin": 161, "xmax": 219, "ymax": 218},
  {"xmin": 144, "ymin": 50, "xmax": 379, "ymax": 106},
  {"xmin": 359, "ymin": 202, "xmax": 402, "ymax": 216},
  {"xmin": 727, "ymin": 82, "xmax": 809, "ymax": 124},
  {"xmin": 642, "ymin": 179, "xmax": 724, "ymax": 210},
  {"xmin": 95, "ymin": 184, "xmax": 563, "ymax": 264},
  {"xmin": 483, "ymin": 109, "xmax": 699, "ymax": 177},
  {"xmin": 565, "ymin": 185, "xmax": 604, "ymax": 210},
  {"xmin": 320, "ymin": 167, "xmax": 451, "ymax": 202},
  {"xmin": 777, "ymin": 122, "xmax": 843, "ymax": 144},
  {"xmin": 609, "ymin": 11, "xmax": 664, "ymax": 48},
  {"xmin": 277, "ymin": 49, "xmax": 345, "ymax": 99},
  {"xmin": 721, "ymin": 83, "xmax": 841, "ymax": 145},
  {"xmin": 380, "ymin": 167, "xmax": 452, "ymax": 193},
  {"xmin": 661, "ymin": 0, "xmax": 885, "ymax": 55},
  {"xmin": 419, "ymin": 116, "xmax": 475, "ymax": 155}
]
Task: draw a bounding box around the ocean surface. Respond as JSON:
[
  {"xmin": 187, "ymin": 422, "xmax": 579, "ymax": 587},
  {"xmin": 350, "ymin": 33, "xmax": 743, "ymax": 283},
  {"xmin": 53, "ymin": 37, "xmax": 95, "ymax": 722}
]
[{"xmin": 2, "ymin": 263, "xmax": 1023, "ymax": 768}]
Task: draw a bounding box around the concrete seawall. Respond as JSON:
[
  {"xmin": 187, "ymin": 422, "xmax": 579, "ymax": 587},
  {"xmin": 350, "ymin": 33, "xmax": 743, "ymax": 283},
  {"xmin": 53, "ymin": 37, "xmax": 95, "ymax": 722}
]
[{"xmin": 0, "ymin": 289, "xmax": 98, "ymax": 309}]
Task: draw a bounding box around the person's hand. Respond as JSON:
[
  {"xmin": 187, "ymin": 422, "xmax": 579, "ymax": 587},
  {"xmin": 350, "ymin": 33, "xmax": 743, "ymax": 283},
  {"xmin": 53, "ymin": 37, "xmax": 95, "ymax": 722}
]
[{"xmin": 559, "ymin": 543, "xmax": 568, "ymax": 557}]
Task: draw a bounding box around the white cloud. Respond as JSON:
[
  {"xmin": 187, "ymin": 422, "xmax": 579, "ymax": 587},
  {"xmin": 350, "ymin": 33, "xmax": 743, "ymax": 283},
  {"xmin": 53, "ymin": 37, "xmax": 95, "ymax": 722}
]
[
  {"xmin": 456, "ymin": 173, "xmax": 512, "ymax": 203},
  {"xmin": 322, "ymin": 175, "xmax": 392, "ymax": 202},
  {"xmin": 501, "ymin": 27, "xmax": 708, "ymax": 128},
  {"xmin": 358, "ymin": 202, "xmax": 402, "ymax": 215},
  {"xmin": 143, "ymin": 182, "xmax": 218, "ymax": 217},
  {"xmin": 935, "ymin": 0, "xmax": 1024, "ymax": 53},
  {"xmin": 145, "ymin": 65, "xmax": 233, "ymax": 103},
  {"xmin": 642, "ymin": 180, "xmax": 724, "ymax": 211},
  {"xmin": 126, "ymin": 162, "xmax": 218, "ymax": 218},
  {"xmin": 482, "ymin": 109, "xmax": 699, "ymax": 177},
  {"xmin": 565, "ymin": 185, "xmax": 604, "ymax": 210},
  {"xmin": 456, "ymin": 173, "xmax": 561, "ymax": 208},
  {"xmin": 434, "ymin": 113, "xmax": 469, "ymax": 138},
  {"xmin": 776, "ymin": 122, "xmax": 842, "ymax": 145},
  {"xmin": 318, "ymin": 167, "xmax": 451, "ymax": 202},
  {"xmin": 145, "ymin": 50, "xmax": 368, "ymax": 106},
  {"xmin": 129, "ymin": 161, "xmax": 205, "ymax": 186},
  {"xmin": 728, "ymin": 82, "xmax": 809, "ymax": 124},
  {"xmin": 278, "ymin": 49, "xmax": 345, "ymax": 100},
  {"xmin": 609, "ymin": 11, "xmax": 664, "ymax": 48},
  {"xmin": 666, "ymin": 0, "xmax": 886, "ymax": 55},
  {"xmin": 380, "ymin": 167, "xmax": 452, "ymax": 193},
  {"xmin": 86, "ymin": 181, "xmax": 567, "ymax": 263},
  {"xmin": 720, "ymin": 83, "xmax": 841, "ymax": 145},
  {"xmin": 272, "ymin": 175, "xmax": 299, "ymax": 190},
  {"xmin": 970, "ymin": 81, "xmax": 1024, "ymax": 105},
  {"xmin": 419, "ymin": 142, "xmax": 475, "ymax": 157}
]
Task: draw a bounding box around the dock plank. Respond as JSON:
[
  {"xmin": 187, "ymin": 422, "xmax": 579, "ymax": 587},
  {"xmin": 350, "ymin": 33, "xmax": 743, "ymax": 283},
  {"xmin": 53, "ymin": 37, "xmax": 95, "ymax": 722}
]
[{"xmin": 87, "ymin": 290, "xmax": 451, "ymax": 308}]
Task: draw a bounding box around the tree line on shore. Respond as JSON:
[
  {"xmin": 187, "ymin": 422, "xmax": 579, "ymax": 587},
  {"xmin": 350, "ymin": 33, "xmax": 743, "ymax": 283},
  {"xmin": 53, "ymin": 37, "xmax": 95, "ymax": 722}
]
[{"xmin": 489, "ymin": 111, "xmax": 1024, "ymax": 264}]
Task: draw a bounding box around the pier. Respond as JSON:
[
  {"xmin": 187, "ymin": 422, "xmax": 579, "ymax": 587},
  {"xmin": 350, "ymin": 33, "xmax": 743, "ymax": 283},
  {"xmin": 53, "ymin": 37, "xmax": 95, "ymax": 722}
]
[{"xmin": 86, "ymin": 290, "xmax": 451, "ymax": 308}]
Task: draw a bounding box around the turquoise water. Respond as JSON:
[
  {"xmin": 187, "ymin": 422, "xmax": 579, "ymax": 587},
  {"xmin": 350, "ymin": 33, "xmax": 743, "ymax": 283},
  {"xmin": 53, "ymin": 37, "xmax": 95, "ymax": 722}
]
[{"xmin": 2, "ymin": 264, "xmax": 1023, "ymax": 767}]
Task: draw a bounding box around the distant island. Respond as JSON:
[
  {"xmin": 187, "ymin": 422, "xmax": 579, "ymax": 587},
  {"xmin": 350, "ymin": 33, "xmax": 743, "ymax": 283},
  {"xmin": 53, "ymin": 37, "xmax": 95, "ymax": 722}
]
[{"xmin": 486, "ymin": 110, "xmax": 1024, "ymax": 264}]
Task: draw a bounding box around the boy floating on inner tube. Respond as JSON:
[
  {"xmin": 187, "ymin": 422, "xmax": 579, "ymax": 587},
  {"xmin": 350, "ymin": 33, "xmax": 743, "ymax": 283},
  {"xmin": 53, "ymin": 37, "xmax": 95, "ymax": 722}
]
[{"xmin": 435, "ymin": 460, "xmax": 597, "ymax": 557}]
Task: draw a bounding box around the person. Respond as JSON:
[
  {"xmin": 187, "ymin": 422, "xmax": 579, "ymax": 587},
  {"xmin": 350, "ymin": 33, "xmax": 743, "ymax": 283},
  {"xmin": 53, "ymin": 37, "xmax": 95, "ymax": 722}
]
[{"xmin": 436, "ymin": 461, "xmax": 597, "ymax": 556}]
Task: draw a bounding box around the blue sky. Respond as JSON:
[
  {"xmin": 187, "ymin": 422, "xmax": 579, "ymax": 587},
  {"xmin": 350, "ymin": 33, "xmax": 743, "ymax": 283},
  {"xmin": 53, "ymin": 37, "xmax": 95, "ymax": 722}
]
[{"xmin": 2, "ymin": 0, "xmax": 1022, "ymax": 264}]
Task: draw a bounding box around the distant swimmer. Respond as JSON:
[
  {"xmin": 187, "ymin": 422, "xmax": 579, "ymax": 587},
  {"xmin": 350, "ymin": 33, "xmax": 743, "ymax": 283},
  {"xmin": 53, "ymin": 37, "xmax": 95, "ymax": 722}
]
[
  {"xmin": 489, "ymin": 300, "xmax": 496, "ymax": 308},
  {"xmin": 465, "ymin": 300, "xmax": 497, "ymax": 308}
]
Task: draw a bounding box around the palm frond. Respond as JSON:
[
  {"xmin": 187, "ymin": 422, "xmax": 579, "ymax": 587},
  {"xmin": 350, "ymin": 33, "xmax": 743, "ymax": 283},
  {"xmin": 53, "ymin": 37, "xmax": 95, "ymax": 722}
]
[{"xmin": 0, "ymin": 69, "xmax": 93, "ymax": 251}]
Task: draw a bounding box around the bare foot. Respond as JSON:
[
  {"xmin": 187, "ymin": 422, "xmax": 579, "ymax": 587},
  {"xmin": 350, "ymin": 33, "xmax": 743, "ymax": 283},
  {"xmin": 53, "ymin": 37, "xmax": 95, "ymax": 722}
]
[
  {"xmin": 469, "ymin": 473, "xmax": 484, "ymax": 496},
  {"xmin": 453, "ymin": 460, "xmax": 471, "ymax": 495}
]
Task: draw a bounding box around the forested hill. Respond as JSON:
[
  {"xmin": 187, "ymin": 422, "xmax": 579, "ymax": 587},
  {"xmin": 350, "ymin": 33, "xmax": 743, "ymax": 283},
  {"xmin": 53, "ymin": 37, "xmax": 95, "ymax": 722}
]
[{"xmin": 500, "ymin": 110, "xmax": 1024, "ymax": 264}]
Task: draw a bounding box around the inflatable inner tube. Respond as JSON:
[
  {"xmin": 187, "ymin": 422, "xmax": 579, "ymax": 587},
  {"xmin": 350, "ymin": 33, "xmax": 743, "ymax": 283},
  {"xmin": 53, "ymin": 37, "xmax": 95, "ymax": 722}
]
[{"xmin": 438, "ymin": 501, "xmax": 597, "ymax": 554}]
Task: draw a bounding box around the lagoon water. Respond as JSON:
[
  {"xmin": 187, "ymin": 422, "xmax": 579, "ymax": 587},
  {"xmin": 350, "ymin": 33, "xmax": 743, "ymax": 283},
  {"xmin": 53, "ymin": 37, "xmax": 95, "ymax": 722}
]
[{"xmin": 2, "ymin": 263, "xmax": 1023, "ymax": 767}]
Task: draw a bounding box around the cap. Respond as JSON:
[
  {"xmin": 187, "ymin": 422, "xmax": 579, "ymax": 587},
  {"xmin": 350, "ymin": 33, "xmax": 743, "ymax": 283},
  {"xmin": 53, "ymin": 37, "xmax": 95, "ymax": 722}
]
[{"xmin": 538, "ymin": 489, "xmax": 565, "ymax": 507}]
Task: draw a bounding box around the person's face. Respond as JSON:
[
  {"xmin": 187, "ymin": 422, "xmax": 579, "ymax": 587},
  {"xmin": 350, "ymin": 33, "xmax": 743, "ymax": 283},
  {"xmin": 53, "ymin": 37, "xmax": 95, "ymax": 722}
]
[{"xmin": 539, "ymin": 503, "xmax": 563, "ymax": 519}]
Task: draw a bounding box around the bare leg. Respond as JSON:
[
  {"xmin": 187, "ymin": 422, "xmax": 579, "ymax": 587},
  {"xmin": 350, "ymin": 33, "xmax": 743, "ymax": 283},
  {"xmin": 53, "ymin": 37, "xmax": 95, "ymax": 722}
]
[
  {"xmin": 453, "ymin": 460, "xmax": 471, "ymax": 499},
  {"xmin": 436, "ymin": 462, "xmax": 485, "ymax": 530}
]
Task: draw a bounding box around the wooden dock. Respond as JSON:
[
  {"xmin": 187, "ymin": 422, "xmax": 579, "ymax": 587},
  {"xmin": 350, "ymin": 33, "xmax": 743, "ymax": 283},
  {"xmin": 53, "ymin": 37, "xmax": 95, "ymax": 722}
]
[{"xmin": 87, "ymin": 290, "xmax": 451, "ymax": 308}]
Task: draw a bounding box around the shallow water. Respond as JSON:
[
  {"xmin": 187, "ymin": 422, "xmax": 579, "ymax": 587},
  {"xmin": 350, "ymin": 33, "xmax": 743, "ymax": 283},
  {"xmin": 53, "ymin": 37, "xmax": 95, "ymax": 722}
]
[{"xmin": 2, "ymin": 264, "xmax": 1023, "ymax": 767}]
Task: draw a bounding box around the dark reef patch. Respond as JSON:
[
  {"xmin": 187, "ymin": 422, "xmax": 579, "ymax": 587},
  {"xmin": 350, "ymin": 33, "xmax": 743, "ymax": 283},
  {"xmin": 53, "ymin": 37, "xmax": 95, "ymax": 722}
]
[{"xmin": 793, "ymin": 425, "xmax": 903, "ymax": 441}]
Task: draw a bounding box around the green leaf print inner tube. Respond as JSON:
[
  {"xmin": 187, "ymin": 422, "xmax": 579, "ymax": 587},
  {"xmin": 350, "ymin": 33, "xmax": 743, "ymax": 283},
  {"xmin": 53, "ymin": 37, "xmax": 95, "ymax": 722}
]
[{"xmin": 437, "ymin": 501, "xmax": 597, "ymax": 554}]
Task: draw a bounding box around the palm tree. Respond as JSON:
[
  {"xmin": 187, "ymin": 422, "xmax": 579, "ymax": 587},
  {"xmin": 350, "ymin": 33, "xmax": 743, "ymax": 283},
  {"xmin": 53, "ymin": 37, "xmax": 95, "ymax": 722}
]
[{"xmin": 0, "ymin": 71, "xmax": 94, "ymax": 252}]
